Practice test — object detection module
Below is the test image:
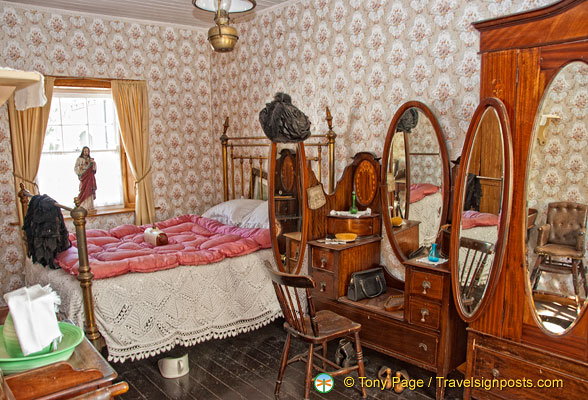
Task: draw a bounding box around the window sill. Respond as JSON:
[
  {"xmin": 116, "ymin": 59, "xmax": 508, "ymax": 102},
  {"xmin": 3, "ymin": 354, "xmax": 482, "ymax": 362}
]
[{"xmin": 63, "ymin": 206, "xmax": 134, "ymax": 220}]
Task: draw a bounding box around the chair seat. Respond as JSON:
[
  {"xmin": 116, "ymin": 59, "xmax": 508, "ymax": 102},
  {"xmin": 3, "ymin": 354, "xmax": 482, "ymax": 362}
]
[
  {"xmin": 284, "ymin": 310, "xmax": 361, "ymax": 343},
  {"xmin": 535, "ymin": 244, "xmax": 584, "ymax": 259}
]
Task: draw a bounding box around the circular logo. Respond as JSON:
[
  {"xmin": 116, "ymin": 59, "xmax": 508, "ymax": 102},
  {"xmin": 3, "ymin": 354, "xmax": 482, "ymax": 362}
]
[{"xmin": 314, "ymin": 373, "xmax": 334, "ymax": 393}]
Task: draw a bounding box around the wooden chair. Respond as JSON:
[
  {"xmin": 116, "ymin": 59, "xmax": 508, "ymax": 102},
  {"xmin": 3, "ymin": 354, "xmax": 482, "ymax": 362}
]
[
  {"xmin": 264, "ymin": 261, "xmax": 367, "ymax": 399},
  {"xmin": 530, "ymin": 202, "xmax": 588, "ymax": 299},
  {"xmin": 459, "ymin": 237, "xmax": 495, "ymax": 312}
]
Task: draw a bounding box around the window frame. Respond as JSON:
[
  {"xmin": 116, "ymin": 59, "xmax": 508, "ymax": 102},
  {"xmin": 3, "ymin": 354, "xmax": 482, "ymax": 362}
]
[{"xmin": 45, "ymin": 78, "xmax": 135, "ymax": 212}]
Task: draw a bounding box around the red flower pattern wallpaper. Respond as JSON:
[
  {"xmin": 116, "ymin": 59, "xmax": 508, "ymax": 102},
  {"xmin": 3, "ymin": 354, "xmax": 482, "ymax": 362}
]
[{"xmin": 0, "ymin": 0, "xmax": 554, "ymax": 296}]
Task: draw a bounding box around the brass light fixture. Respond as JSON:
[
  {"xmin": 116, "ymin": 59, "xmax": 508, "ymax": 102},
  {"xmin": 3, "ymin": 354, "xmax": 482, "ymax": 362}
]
[{"xmin": 193, "ymin": 0, "xmax": 256, "ymax": 52}]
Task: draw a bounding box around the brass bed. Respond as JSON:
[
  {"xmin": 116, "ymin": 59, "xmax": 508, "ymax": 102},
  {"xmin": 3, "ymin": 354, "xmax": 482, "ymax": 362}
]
[{"xmin": 18, "ymin": 108, "xmax": 338, "ymax": 358}]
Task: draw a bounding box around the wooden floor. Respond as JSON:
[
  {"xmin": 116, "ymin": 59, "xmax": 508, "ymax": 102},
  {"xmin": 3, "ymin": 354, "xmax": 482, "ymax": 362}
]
[{"xmin": 112, "ymin": 319, "xmax": 464, "ymax": 400}]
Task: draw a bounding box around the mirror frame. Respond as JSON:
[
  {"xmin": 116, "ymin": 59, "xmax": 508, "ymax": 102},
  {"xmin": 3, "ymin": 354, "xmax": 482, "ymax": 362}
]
[
  {"xmin": 523, "ymin": 60, "xmax": 588, "ymax": 336},
  {"xmin": 268, "ymin": 142, "xmax": 308, "ymax": 274},
  {"xmin": 381, "ymin": 101, "xmax": 450, "ymax": 262},
  {"xmin": 450, "ymin": 97, "xmax": 513, "ymax": 322}
]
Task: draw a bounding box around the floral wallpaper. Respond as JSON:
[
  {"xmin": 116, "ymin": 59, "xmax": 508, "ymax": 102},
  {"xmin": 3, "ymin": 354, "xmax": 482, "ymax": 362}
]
[
  {"xmin": 0, "ymin": 2, "xmax": 213, "ymax": 297},
  {"xmin": 527, "ymin": 61, "xmax": 588, "ymax": 298},
  {"xmin": 211, "ymin": 0, "xmax": 554, "ymax": 280},
  {"xmin": 0, "ymin": 0, "xmax": 556, "ymax": 297},
  {"xmin": 407, "ymin": 113, "xmax": 442, "ymax": 186}
]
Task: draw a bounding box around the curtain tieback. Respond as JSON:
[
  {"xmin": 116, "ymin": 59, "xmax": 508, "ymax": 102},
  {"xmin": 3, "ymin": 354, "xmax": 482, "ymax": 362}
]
[
  {"xmin": 13, "ymin": 173, "xmax": 39, "ymax": 191},
  {"xmin": 134, "ymin": 166, "xmax": 152, "ymax": 187}
]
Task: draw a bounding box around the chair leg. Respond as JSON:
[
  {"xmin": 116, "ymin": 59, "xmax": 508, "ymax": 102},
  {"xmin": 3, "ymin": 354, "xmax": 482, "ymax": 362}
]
[
  {"xmin": 571, "ymin": 259, "xmax": 581, "ymax": 299},
  {"xmin": 275, "ymin": 333, "xmax": 291, "ymax": 397},
  {"xmin": 304, "ymin": 343, "xmax": 315, "ymax": 400},
  {"xmin": 579, "ymin": 260, "xmax": 588, "ymax": 297},
  {"xmin": 353, "ymin": 332, "xmax": 367, "ymax": 399},
  {"xmin": 530, "ymin": 255, "xmax": 544, "ymax": 290},
  {"xmin": 322, "ymin": 342, "xmax": 327, "ymax": 371}
]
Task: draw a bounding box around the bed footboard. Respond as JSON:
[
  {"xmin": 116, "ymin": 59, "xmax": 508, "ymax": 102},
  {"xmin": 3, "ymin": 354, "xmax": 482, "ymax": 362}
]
[{"xmin": 17, "ymin": 184, "xmax": 104, "ymax": 351}]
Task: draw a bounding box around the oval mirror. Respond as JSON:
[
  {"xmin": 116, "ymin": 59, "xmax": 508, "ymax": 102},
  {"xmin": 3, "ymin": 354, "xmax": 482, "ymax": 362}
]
[
  {"xmin": 269, "ymin": 142, "xmax": 308, "ymax": 274},
  {"xmin": 525, "ymin": 61, "xmax": 588, "ymax": 334},
  {"xmin": 382, "ymin": 101, "xmax": 449, "ymax": 262},
  {"xmin": 450, "ymin": 98, "xmax": 512, "ymax": 321}
]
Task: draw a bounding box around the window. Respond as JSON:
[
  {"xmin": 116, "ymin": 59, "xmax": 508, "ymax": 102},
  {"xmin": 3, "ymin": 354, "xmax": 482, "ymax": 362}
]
[{"xmin": 37, "ymin": 85, "xmax": 134, "ymax": 209}]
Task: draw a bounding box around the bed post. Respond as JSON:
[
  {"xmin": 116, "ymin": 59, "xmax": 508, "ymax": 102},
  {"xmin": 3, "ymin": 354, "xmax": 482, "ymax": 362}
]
[
  {"xmin": 221, "ymin": 117, "xmax": 230, "ymax": 202},
  {"xmin": 326, "ymin": 107, "xmax": 337, "ymax": 193},
  {"xmin": 71, "ymin": 197, "xmax": 104, "ymax": 351}
]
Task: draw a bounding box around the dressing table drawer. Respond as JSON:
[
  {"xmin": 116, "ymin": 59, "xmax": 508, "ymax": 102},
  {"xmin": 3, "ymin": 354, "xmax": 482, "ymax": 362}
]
[
  {"xmin": 398, "ymin": 326, "xmax": 438, "ymax": 367},
  {"xmin": 311, "ymin": 269, "xmax": 335, "ymax": 299},
  {"xmin": 408, "ymin": 298, "xmax": 441, "ymax": 330},
  {"xmin": 312, "ymin": 248, "xmax": 335, "ymax": 272},
  {"xmin": 408, "ymin": 270, "xmax": 445, "ymax": 301},
  {"xmin": 308, "ymin": 237, "xmax": 381, "ymax": 299}
]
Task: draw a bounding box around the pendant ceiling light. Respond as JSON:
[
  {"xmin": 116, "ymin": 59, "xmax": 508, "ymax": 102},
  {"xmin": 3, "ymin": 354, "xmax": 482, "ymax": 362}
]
[{"xmin": 193, "ymin": 0, "xmax": 256, "ymax": 52}]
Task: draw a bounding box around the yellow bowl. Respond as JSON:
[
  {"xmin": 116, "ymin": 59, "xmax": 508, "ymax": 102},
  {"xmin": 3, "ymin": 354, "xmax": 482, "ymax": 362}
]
[
  {"xmin": 391, "ymin": 217, "xmax": 403, "ymax": 226},
  {"xmin": 335, "ymin": 233, "xmax": 357, "ymax": 241}
]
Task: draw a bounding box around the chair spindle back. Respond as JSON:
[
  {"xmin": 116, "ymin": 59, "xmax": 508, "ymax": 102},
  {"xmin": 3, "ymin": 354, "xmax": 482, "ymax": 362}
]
[
  {"xmin": 459, "ymin": 237, "xmax": 494, "ymax": 297},
  {"xmin": 264, "ymin": 261, "xmax": 318, "ymax": 336}
]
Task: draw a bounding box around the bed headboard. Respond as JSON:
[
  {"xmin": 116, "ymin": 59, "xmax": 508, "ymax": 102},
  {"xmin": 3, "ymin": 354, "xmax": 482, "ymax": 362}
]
[{"xmin": 220, "ymin": 107, "xmax": 338, "ymax": 201}]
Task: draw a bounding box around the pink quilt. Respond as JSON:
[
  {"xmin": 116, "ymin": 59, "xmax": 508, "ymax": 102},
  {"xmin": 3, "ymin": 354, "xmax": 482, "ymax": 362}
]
[
  {"xmin": 462, "ymin": 210, "xmax": 499, "ymax": 230},
  {"xmin": 410, "ymin": 183, "xmax": 440, "ymax": 203},
  {"xmin": 55, "ymin": 215, "xmax": 271, "ymax": 279}
]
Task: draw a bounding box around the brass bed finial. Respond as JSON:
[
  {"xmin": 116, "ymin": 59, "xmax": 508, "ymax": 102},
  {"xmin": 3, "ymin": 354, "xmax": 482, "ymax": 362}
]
[{"xmin": 326, "ymin": 106, "xmax": 336, "ymax": 193}]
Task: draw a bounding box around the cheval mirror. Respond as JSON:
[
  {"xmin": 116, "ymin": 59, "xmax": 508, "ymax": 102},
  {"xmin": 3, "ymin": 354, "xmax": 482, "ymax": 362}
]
[
  {"xmin": 525, "ymin": 60, "xmax": 588, "ymax": 334},
  {"xmin": 268, "ymin": 143, "xmax": 308, "ymax": 274},
  {"xmin": 381, "ymin": 101, "xmax": 450, "ymax": 262},
  {"xmin": 450, "ymin": 98, "xmax": 512, "ymax": 321}
]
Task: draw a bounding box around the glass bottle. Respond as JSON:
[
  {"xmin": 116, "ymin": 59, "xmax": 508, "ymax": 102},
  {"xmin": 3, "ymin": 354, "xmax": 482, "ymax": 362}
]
[
  {"xmin": 428, "ymin": 243, "xmax": 440, "ymax": 262},
  {"xmin": 349, "ymin": 191, "xmax": 358, "ymax": 214}
]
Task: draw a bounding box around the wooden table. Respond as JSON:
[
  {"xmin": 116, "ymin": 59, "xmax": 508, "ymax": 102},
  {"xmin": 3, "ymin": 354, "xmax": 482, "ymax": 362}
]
[{"xmin": 0, "ymin": 308, "xmax": 118, "ymax": 400}]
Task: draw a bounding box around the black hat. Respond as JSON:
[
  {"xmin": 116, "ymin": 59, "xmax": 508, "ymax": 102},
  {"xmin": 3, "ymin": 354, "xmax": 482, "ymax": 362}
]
[{"xmin": 259, "ymin": 93, "xmax": 311, "ymax": 143}]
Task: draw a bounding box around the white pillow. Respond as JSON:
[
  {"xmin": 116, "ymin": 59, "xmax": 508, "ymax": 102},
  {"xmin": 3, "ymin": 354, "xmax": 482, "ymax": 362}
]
[
  {"xmin": 202, "ymin": 199, "xmax": 264, "ymax": 226},
  {"xmin": 240, "ymin": 201, "xmax": 269, "ymax": 229}
]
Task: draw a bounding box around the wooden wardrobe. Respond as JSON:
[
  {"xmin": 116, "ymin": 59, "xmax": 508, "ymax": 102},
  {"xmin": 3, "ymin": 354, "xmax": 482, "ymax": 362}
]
[{"xmin": 464, "ymin": 1, "xmax": 588, "ymax": 398}]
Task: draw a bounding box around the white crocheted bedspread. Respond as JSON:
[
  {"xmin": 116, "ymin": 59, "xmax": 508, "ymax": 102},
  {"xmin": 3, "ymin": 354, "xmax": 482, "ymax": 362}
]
[
  {"xmin": 409, "ymin": 191, "xmax": 443, "ymax": 247},
  {"xmin": 25, "ymin": 249, "xmax": 282, "ymax": 362}
]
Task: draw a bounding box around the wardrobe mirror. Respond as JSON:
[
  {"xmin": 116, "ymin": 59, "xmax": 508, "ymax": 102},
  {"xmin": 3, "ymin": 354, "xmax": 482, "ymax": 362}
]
[
  {"xmin": 450, "ymin": 98, "xmax": 512, "ymax": 321},
  {"xmin": 525, "ymin": 61, "xmax": 588, "ymax": 334},
  {"xmin": 269, "ymin": 142, "xmax": 308, "ymax": 274},
  {"xmin": 382, "ymin": 101, "xmax": 449, "ymax": 262}
]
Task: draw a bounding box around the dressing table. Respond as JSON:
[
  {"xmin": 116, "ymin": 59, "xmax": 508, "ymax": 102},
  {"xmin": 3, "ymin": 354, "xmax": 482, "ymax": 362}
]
[{"xmin": 305, "ymin": 103, "xmax": 465, "ymax": 399}]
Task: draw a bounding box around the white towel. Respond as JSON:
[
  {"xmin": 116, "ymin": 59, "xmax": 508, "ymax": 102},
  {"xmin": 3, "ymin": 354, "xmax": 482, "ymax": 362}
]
[
  {"xmin": 416, "ymin": 256, "xmax": 448, "ymax": 266},
  {"xmin": 14, "ymin": 72, "xmax": 46, "ymax": 111},
  {"xmin": 4, "ymin": 285, "xmax": 62, "ymax": 356},
  {"xmin": 329, "ymin": 208, "xmax": 372, "ymax": 218}
]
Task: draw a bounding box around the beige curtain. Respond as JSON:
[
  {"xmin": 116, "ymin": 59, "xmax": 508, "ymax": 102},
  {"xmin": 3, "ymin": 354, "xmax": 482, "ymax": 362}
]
[
  {"xmin": 8, "ymin": 76, "xmax": 55, "ymax": 223},
  {"xmin": 111, "ymin": 80, "xmax": 155, "ymax": 225}
]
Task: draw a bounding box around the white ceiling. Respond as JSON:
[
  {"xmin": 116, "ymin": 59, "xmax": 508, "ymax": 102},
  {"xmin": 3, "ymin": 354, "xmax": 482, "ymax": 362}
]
[{"xmin": 4, "ymin": 0, "xmax": 294, "ymax": 29}]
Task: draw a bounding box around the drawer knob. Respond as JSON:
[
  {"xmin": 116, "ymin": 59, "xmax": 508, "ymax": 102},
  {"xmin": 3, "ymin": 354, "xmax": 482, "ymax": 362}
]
[
  {"xmin": 320, "ymin": 281, "xmax": 327, "ymax": 292},
  {"xmin": 420, "ymin": 308, "xmax": 429, "ymax": 322},
  {"xmin": 492, "ymin": 368, "xmax": 500, "ymax": 378},
  {"xmin": 419, "ymin": 343, "xmax": 428, "ymax": 352},
  {"xmin": 320, "ymin": 257, "xmax": 328, "ymax": 269},
  {"xmin": 421, "ymin": 280, "xmax": 431, "ymax": 295}
]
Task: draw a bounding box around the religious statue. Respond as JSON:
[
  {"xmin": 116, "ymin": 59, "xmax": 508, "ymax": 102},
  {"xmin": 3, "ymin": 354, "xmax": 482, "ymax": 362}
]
[{"xmin": 74, "ymin": 146, "xmax": 97, "ymax": 211}]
